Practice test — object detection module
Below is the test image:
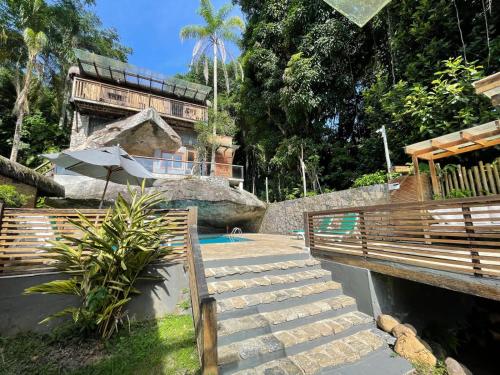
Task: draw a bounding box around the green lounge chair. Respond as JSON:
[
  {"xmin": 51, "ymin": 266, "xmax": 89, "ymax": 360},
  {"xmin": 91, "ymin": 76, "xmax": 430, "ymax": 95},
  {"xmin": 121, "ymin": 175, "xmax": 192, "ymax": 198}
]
[{"xmin": 292, "ymin": 213, "xmax": 358, "ymax": 239}]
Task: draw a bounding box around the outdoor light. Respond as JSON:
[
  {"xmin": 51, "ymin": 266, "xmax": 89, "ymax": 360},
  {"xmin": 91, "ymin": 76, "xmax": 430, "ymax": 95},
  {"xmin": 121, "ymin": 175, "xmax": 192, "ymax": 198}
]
[{"xmin": 322, "ymin": 0, "xmax": 392, "ymax": 27}]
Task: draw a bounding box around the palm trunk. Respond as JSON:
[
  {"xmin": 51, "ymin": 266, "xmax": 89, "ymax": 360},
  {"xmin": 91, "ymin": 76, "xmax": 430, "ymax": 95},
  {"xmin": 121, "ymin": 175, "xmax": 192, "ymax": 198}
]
[
  {"xmin": 210, "ymin": 41, "xmax": 218, "ymax": 176},
  {"xmin": 10, "ymin": 58, "xmax": 34, "ymax": 162},
  {"xmin": 10, "ymin": 110, "xmax": 25, "ymax": 162}
]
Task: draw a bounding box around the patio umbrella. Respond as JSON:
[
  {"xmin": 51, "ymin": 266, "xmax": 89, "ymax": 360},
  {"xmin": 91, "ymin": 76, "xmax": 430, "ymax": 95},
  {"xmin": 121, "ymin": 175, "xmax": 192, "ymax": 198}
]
[{"xmin": 42, "ymin": 145, "xmax": 155, "ymax": 208}]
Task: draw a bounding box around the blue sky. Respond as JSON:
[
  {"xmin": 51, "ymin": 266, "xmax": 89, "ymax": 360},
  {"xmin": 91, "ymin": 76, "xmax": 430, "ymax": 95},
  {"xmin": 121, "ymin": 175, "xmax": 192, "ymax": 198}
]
[{"xmin": 93, "ymin": 0, "xmax": 243, "ymax": 77}]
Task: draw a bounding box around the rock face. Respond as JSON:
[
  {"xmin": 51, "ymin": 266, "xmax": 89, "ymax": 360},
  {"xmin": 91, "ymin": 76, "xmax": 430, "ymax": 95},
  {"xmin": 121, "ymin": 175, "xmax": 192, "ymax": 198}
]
[
  {"xmin": 52, "ymin": 175, "xmax": 266, "ymax": 230},
  {"xmin": 377, "ymin": 314, "xmax": 400, "ymax": 333},
  {"xmin": 394, "ymin": 333, "xmax": 437, "ymax": 368},
  {"xmin": 153, "ymin": 178, "xmax": 266, "ymax": 229}
]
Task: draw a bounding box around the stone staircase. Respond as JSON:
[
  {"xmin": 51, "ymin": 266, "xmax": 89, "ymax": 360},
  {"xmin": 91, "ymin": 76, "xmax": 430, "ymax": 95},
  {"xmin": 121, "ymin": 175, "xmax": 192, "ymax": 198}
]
[{"xmin": 204, "ymin": 251, "xmax": 414, "ymax": 375}]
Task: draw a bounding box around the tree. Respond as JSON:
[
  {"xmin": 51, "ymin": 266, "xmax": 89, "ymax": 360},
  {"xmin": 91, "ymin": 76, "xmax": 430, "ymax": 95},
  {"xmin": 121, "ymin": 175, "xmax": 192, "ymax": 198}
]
[
  {"xmin": 10, "ymin": 27, "xmax": 47, "ymax": 161},
  {"xmin": 0, "ymin": 0, "xmax": 131, "ymax": 164},
  {"xmin": 180, "ymin": 0, "xmax": 244, "ymax": 175}
]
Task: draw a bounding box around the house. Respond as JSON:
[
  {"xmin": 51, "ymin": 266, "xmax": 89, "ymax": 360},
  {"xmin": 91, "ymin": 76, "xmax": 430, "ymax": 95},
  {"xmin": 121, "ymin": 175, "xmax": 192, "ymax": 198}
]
[{"xmin": 59, "ymin": 49, "xmax": 243, "ymax": 188}]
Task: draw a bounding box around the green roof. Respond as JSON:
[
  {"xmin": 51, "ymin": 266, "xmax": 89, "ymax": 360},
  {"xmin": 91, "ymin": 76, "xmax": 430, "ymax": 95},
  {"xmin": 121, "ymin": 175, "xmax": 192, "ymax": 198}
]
[{"xmin": 74, "ymin": 49, "xmax": 211, "ymax": 103}]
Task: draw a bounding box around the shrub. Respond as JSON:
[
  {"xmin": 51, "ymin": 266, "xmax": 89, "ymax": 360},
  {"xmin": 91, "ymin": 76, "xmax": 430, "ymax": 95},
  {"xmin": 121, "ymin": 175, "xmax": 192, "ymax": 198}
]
[
  {"xmin": 352, "ymin": 171, "xmax": 402, "ymax": 188},
  {"xmin": 446, "ymin": 188, "xmax": 473, "ymax": 199},
  {"xmin": 0, "ymin": 184, "xmax": 29, "ymax": 207},
  {"xmin": 24, "ymin": 185, "xmax": 176, "ymax": 340}
]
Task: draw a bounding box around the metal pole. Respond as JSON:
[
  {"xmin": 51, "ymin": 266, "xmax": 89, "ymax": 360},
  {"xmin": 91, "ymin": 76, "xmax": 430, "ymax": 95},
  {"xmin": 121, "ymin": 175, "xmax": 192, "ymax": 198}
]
[
  {"xmin": 99, "ymin": 168, "xmax": 112, "ymax": 209},
  {"xmin": 376, "ymin": 126, "xmax": 392, "ymax": 174}
]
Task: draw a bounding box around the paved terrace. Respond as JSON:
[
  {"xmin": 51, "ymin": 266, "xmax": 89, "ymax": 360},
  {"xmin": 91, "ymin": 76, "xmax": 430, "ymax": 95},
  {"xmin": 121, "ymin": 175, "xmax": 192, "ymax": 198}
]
[{"xmin": 200, "ymin": 234, "xmax": 306, "ymax": 261}]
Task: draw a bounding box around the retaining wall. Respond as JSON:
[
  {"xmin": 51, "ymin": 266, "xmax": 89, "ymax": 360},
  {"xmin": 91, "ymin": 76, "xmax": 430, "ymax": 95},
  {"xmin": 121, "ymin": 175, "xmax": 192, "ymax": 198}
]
[
  {"xmin": 0, "ymin": 262, "xmax": 188, "ymax": 336},
  {"xmin": 258, "ymin": 185, "xmax": 389, "ymax": 234}
]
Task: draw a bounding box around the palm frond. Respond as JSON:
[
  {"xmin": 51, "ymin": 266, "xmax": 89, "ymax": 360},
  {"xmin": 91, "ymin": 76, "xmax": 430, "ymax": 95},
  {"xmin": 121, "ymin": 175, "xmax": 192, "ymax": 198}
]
[{"xmin": 179, "ymin": 24, "xmax": 208, "ymax": 41}]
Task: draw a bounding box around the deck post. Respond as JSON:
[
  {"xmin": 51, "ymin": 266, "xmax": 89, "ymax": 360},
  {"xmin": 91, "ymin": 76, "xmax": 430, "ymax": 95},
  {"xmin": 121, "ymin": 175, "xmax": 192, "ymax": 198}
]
[
  {"xmin": 303, "ymin": 211, "xmax": 311, "ymax": 250},
  {"xmin": 201, "ymin": 298, "xmax": 218, "ymax": 374},
  {"xmin": 188, "ymin": 206, "xmax": 198, "ymax": 227},
  {"xmin": 428, "ymin": 159, "xmax": 441, "ymax": 198},
  {"xmin": 359, "ymin": 211, "xmax": 368, "ymax": 259},
  {"xmin": 463, "ymin": 203, "xmax": 482, "ymax": 277},
  {"xmin": 412, "ymin": 155, "xmax": 424, "ymax": 201}
]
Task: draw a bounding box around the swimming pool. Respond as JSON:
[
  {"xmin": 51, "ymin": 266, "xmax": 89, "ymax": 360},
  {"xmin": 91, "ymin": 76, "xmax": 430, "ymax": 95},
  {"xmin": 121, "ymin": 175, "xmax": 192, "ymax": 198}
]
[{"xmin": 199, "ymin": 235, "xmax": 252, "ymax": 244}]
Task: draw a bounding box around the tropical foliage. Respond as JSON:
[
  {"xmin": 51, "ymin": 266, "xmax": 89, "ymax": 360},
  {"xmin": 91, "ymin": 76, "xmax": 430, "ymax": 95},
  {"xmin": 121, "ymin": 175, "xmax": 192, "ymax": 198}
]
[
  {"xmin": 0, "ymin": 0, "xmax": 130, "ymax": 166},
  {"xmin": 24, "ymin": 186, "xmax": 175, "ymax": 340},
  {"xmin": 0, "ymin": 184, "xmax": 29, "ymax": 207}
]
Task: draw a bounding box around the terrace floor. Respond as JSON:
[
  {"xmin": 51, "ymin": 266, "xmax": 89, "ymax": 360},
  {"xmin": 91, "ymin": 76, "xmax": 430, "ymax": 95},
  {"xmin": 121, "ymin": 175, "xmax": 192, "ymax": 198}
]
[{"xmin": 200, "ymin": 233, "xmax": 306, "ymax": 261}]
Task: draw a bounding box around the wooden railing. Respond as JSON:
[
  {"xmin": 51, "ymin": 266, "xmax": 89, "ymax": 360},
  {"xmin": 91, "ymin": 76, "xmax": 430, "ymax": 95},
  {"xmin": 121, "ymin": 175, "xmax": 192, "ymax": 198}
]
[
  {"xmin": 72, "ymin": 77, "xmax": 208, "ymax": 123},
  {"xmin": 186, "ymin": 207, "xmax": 218, "ymax": 374},
  {"xmin": 305, "ymin": 195, "xmax": 500, "ymax": 278},
  {"xmin": 0, "ymin": 206, "xmax": 189, "ymax": 275}
]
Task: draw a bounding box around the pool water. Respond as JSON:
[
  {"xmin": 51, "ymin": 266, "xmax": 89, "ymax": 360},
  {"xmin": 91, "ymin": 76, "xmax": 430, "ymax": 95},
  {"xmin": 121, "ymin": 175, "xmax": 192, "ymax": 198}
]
[{"xmin": 199, "ymin": 235, "xmax": 252, "ymax": 244}]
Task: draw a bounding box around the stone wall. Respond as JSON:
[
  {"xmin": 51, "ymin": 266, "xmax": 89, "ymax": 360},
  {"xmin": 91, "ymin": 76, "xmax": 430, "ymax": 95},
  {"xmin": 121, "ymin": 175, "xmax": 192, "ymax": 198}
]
[{"xmin": 258, "ymin": 185, "xmax": 390, "ymax": 234}]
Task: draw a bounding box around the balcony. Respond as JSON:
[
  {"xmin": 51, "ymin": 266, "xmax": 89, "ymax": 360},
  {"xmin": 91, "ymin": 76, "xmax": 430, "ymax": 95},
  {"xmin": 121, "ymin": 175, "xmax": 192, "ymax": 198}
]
[
  {"xmin": 134, "ymin": 156, "xmax": 244, "ymax": 181},
  {"xmin": 72, "ymin": 77, "xmax": 208, "ymax": 123}
]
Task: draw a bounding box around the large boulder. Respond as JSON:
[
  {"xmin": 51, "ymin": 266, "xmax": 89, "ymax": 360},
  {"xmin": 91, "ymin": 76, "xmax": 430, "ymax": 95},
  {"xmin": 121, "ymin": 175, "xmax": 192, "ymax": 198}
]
[
  {"xmin": 394, "ymin": 333, "xmax": 437, "ymax": 368},
  {"xmin": 152, "ymin": 178, "xmax": 266, "ymax": 229},
  {"xmin": 51, "ymin": 175, "xmax": 266, "ymax": 230},
  {"xmin": 445, "ymin": 357, "xmax": 472, "ymax": 375},
  {"xmin": 377, "ymin": 314, "xmax": 400, "ymax": 333}
]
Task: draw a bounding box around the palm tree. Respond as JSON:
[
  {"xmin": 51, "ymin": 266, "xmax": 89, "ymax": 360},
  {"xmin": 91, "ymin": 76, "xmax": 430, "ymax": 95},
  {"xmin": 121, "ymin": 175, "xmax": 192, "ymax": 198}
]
[
  {"xmin": 10, "ymin": 27, "xmax": 47, "ymax": 162},
  {"xmin": 180, "ymin": 0, "xmax": 244, "ymax": 175}
]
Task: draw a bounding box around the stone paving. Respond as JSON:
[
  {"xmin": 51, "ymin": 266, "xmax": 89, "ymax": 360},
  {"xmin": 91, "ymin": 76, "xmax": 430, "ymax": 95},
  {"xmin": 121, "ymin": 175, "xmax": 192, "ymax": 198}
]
[
  {"xmin": 208, "ymin": 269, "xmax": 331, "ymax": 295},
  {"xmin": 218, "ymin": 295, "xmax": 356, "ymax": 336},
  {"xmin": 201, "ymin": 234, "xmax": 411, "ymax": 375},
  {"xmin": 216, "ymin": 281, "xmax": 342, "ymax": 313}
]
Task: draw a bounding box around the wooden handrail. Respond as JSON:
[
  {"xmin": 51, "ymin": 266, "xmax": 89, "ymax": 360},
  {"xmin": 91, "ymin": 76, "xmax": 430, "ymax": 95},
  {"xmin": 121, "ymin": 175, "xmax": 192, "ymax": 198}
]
[
  {"xmin": 186, "ymin": 207, "xmax": 218, "ymax": 374},
  {"xmin": 306, "ymin": 195, "xmax": 500, "ymax": 279}
]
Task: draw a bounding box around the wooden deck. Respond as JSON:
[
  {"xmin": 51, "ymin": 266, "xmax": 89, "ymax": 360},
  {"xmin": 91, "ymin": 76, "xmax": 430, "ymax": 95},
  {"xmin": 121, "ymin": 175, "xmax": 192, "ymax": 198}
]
[{"xmin": 304, "ymin": 196, "xmax": 500, "ymax": 300}]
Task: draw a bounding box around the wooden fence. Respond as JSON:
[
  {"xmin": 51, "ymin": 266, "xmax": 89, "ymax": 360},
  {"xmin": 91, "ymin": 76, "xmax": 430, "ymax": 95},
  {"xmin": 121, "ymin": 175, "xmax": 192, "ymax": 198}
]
[
  {"xmin": 305, "ymin": 195, "xmax": 500, "ymax": 278},
  {"xmin": 0, "ymin": 206, "xmax": 190, "ymax": 275},
  {"xmin": 436, "ymin": 159, "xmax": 500, "ymax": 198},
  {"xmin": 186, "ymin": 207, "xmax": 218, "ymax": 374}
]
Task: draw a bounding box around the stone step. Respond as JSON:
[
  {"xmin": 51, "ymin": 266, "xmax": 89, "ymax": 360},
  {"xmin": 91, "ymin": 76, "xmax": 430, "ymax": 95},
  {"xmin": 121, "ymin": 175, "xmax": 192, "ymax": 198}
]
[
  {"xmin": 205, "ymin": 258, "xmax": 321, "ymax": 280},
  {"xmin": 231, "ymin": 336, "xmax": 415, "ymax": 375},
  {"xmin": 218, "ymin": 295, "xmax": 357, "ymax": 346},
  {"xmin": 217, "ymin": 280, "xmax": 342, "ymax": 319},
  {"xmin": 203, "ymin": 252, "xmax": 311, "ymax": 269},
  {"xmin": 208, "ymin": 269, "xmax": 331, "ymax": 297},
  {"xmin": 218, "ymin": 311, "xmax": 374, "ymax": 373}
]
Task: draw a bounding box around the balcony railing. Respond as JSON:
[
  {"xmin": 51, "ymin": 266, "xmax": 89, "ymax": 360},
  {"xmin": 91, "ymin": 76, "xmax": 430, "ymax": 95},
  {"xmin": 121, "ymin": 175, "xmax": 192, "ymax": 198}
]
[
  {"xmin": 53, "ymin": 157, "xmax": 244, "ymax": 181},
  {"xmin": 72, "ymin": 77, "xmax": 208, "ymax": 122},
  {"xmin": 134, "ymin": 156, "xmax": 244, "ymax": 180},
  {"xmin": 305, "ymin": 196, "xmax": 500, "ymax": 279}
]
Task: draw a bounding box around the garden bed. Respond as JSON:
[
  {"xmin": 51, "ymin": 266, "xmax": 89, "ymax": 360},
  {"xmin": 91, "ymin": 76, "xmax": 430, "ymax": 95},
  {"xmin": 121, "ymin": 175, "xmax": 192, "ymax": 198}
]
[{"xmin": 0, "ymin": 315, "xmax": 199, "ymax": 375}]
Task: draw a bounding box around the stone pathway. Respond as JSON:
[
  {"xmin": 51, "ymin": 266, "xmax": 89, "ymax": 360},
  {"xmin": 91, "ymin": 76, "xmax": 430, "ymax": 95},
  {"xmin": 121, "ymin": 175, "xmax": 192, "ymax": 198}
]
[{"xmin": 202, "ymin": 235, "xmax": 413, "ymax": 375}]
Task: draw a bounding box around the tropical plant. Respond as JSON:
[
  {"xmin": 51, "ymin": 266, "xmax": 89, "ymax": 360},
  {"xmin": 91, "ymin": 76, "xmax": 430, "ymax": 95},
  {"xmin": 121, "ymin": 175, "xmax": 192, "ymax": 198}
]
[
  {"xmin": 352, "ymin": 171, "xmax": 402, "ymax": 188},
  {"xmin": 180, "ymin": 0, "xmax": 244, "ymax": 175},
  {"xmin": 0, "ymin": 184, "xmax": 29, "ymax": 207},
  {"xmin": 24, "ymin": 185, "xmax": 176, "ymax": 340}
]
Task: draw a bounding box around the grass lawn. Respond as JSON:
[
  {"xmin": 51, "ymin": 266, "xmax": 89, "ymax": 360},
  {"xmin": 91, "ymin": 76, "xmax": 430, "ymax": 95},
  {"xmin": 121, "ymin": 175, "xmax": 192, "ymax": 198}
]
[{"xmin": 0, "ymin": 315, "xmax": 200, "ymax": 375}]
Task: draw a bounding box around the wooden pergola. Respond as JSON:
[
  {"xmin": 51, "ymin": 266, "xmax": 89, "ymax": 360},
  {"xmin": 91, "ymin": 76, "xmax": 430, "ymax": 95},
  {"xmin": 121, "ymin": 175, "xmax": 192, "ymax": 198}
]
[{"xmin": 405, "ymin": 120, "xmax": 500, "ymax": 200}]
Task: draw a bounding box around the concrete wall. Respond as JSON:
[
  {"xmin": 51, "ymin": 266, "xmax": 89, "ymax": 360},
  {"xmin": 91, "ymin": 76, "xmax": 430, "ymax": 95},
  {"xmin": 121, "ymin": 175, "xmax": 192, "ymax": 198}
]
[
  {"xmin": 0, "ymin": 262, "xmax": 188, "ymax": 336},
  {"xmin": 259, "ymin": 185, "xmax": 389, "ymax": 234}
]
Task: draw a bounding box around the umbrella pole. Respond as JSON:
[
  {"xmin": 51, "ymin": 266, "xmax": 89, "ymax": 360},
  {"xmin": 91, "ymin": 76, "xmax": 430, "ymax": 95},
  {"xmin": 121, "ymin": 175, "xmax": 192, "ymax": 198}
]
[{"xmin": 99, "ymin": 168, "xmax": 112, "ymax": 209}]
